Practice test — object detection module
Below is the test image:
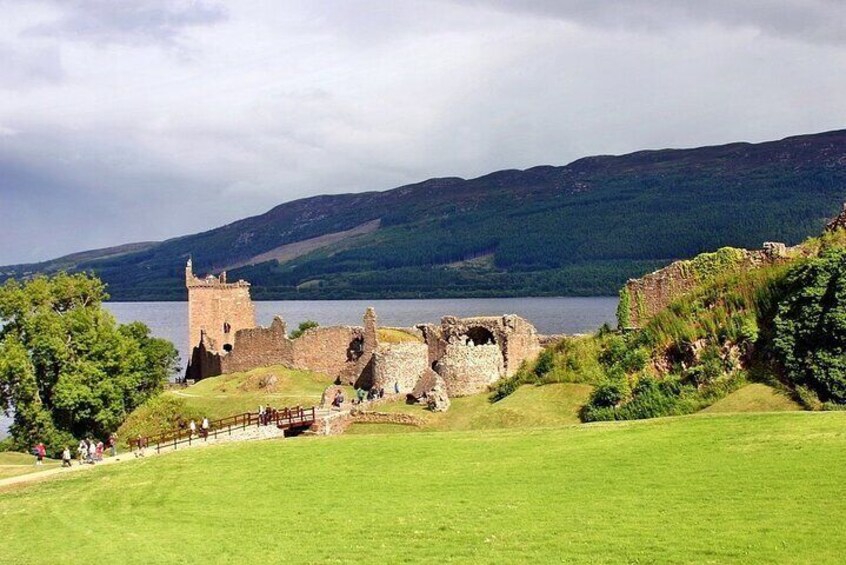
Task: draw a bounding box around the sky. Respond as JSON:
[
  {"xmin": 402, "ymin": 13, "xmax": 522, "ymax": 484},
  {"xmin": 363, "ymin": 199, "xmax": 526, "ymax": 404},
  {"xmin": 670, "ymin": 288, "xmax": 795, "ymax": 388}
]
[{"xmin": 1, "ymin": 0, "xmax": 845, "ymax": 265}]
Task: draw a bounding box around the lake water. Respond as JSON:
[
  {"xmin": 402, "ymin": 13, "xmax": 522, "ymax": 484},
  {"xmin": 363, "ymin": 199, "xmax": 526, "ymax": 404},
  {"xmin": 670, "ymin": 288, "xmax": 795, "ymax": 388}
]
[
  {"xmin": 106, "ymin": 297, "xmax": 618, "ymax": 368},
  {"xmin": 0, "ymin": 297, "xmax": 616, "ymax": 438}
]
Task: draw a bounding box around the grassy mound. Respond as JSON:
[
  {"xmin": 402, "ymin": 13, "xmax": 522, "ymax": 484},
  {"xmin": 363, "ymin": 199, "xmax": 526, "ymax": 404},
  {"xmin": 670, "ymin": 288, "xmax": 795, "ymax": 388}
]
[
  {"xmin": 356, "ymin": 383, "xmax": 593, "ymax": 434},
  {"xmin": 163, "ymin": 366, "xmax": 333, "ymax": 419},
  {"xmin": 702, "ymin": 383, "xmax": 802, "ymax": 413},
  {"xmin": 1, "ymin": 412, "xmax": 844, "ymax": 562},
  {"xmin": 118, "ymin": 366, "xmax": 340, "ymax": 441},
  {"xmin": 377, "ymin": 328, "xmax": 424, "ymax": 344},
  {"xmin": 116, "ymin": 395, "xmax": 205, "ymax": 446}
]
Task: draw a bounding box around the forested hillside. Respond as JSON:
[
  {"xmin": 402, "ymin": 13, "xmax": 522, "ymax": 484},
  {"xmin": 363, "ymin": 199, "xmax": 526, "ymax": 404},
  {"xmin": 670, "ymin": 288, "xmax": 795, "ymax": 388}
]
[{"xmin": 3, "ymin": 129, "xmax": 846, "ymax": 300}]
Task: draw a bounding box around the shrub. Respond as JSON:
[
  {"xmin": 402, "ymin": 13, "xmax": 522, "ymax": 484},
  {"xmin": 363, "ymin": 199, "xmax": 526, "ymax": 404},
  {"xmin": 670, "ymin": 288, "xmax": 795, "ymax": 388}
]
[
  {"xmin": 772, "ymin": 248, "xmax": 846, "ymax": 404},
  {"xmin": 290, "ymin": 320, "xmax": 319, "ymax": 339},
  {"xmin": 589, "ymin": 382, "xmax": 625, "ymax": 408},
  {"xmin": 683, "ymin": 345, "xmax": 725, "ymax": 387}
]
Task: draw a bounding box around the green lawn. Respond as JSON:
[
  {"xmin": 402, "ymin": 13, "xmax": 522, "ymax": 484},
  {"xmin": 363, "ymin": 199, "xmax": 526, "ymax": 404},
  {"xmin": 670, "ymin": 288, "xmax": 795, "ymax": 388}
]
[
  {"xmin": 702, "ymin": 383, "xmax": 803, "ymax": 413},
  {"xmin": 0, "ymin": 452, "xmax": 60, "ymax": 480},
  {"xmin": 2, "ymin": 412, "xmax": 844, "ymax": 563}
]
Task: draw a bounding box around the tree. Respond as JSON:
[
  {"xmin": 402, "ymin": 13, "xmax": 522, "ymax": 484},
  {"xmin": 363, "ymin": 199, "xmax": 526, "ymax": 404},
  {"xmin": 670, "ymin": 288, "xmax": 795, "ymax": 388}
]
[
  {"xmin": 772, "ymin": 248, "xmax": 846, "ymax": 404},
  {"xmin": 0, "ymin": 273, "xmax": 179, "ymax": 455}
]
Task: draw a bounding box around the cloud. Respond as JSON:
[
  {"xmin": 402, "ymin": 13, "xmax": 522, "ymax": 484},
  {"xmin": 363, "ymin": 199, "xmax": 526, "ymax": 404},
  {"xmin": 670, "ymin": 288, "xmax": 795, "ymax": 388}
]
[
  {"xmin": 0, "ymin": 42, "xmax": 63, "ymax": 89},
  {"xmin": 0, "ymin": 1, "xmax": 844, "ymax": 264},
  {"xmin": 25, "ymin": 0, "xmax": 227, "ymax": 47},
  {"xmin": 452, "ymin": 0, "xmax": 846, "ymax": 45}
]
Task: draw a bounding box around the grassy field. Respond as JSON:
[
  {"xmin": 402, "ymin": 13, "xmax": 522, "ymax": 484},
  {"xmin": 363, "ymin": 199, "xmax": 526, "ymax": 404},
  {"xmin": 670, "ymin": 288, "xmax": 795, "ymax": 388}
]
[
  {"xmin": 351, "ymin": 383, "xmax": 593, "ymax": 434},
  {"xmin": 703, "ymin": 383, "xmax": 803, "ymax": 413},
  {"xmin": 2, "ymin": 412, "xmax": 844, "ymax": 563},
  {"xmin": 0, "ymin": 452, "xmax": 60, "ymax": 480}
]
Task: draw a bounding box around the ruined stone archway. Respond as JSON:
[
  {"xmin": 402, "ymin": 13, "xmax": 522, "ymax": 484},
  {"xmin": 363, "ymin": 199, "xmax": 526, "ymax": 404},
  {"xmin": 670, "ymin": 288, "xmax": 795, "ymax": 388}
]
[{"xmin": 463, "ymin": 326, "xmax": 496, "ymax": 346}]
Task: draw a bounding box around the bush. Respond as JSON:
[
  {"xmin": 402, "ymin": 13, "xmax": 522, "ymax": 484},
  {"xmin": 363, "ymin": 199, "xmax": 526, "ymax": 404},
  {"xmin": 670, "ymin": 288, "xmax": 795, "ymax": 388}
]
[
  {"xmin": 589, "ymin": 382, "xmax": 626, "ymax": 408},
  {"xmin": 772, "ymin": 248, "xmax": 846, "ymax": 404},
  {"xmin": 290, "ymin": 320, "xmax": 319, "ymax": 339},
  {"xmin": 683, "ymin": 345, "xmax": 725, "ymax": 387}
]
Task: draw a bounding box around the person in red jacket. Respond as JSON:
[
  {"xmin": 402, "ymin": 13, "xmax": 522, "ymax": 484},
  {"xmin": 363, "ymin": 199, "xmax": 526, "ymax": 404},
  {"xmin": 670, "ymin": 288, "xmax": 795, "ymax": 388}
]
[{"xmin": 34, "ymin": 442, "xmax": 46, "ymax": 466}]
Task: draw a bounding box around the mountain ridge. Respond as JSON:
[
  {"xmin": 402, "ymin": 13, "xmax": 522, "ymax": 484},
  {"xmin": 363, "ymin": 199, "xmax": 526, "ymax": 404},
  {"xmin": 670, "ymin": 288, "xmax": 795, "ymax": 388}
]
[{"xmin": 4, "ymin": 128, "xmax": 846, "ymax": 300}]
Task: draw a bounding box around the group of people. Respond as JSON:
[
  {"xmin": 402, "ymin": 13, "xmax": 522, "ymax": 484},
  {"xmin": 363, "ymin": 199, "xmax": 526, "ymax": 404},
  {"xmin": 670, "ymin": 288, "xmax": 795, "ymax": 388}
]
[
  {"xmin": 258, "ymin": 406, "xmax": 279, "ymax": 425},
  {"xmin": 185, "ymin": 417, "xmax": 211, "ymax": 439},
  {"xmin": 35, "ymin": 433, "xmax": 117, "ymax": 468},
  {"xmin": 354, "ymin": 386, "xmax": 386, "ymax": 405},
  {"xmin": 74, "ymin": 434, "xmax": 117, "ymax": 465}
]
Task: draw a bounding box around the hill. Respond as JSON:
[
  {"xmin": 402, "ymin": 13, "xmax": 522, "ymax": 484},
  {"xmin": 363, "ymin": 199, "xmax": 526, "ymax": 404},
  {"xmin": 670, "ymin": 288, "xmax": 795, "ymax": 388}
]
[
  {"xmin": 490, "ymin": 215, "xmax": 846, "ymax": 422},
  {"xmin": 4, "ymin": 129, "xmax": 846, "ymax": 300},
  {"xmin": 1, "ymin": 412, "xmax": 844, "ymax": 563}
]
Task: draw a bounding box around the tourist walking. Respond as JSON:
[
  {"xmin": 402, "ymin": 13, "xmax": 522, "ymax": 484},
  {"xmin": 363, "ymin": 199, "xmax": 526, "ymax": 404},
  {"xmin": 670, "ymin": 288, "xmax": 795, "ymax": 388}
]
[
  {"xmin": 95, "ymin": 441, "xmax": 104, "ymax": 461},
  {"xmin": 356, "ymin": 387, "xmax": 366, "ymax": 404},
  {"xmin": 189, "ymin": 419, "xmax": 196, "ymax": 438},
  {"xmin": 87, "ymin": 440, "xmax": 96, "ymax": 464},
  {"xmin": 77, "ymin": 440, "xmax": 86, "ymax": 464},
  {"xmin": 135, "ymin": 435, "xmax": 146, "ymax": 458},
  {"xmin": 331, "ymin": 390, "xmax": 344, "ymax": 411},
  {"xmin": 61, "ymin": 446, "xmax": 72, "ymax": 467},
  {"xmin": 34, "ymin": 442, "xmax": 46, "ymax": 466},
  {"xmin": 108, "ymin": 433, "xmax": 117, "ymax": 457},
  {"xmin": 201, "ymin": 417, "xmax": 209, "ymax": 439},
  {"xmin": 258, "ymin": 405, "xmax": 265, "ymax": 425}
]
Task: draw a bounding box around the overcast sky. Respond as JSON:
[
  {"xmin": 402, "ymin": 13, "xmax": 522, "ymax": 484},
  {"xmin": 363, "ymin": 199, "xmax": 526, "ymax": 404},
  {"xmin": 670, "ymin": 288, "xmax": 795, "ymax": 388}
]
[{"xmin": 1, "ymin": 0, "xmax": 845, "ymax": 264}]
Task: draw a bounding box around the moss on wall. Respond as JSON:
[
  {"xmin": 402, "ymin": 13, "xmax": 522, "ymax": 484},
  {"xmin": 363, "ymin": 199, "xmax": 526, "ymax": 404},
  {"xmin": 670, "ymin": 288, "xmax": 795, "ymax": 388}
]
[{"xmin": 617, "ymin": 287, "xmax": 631, "ymax": 328}]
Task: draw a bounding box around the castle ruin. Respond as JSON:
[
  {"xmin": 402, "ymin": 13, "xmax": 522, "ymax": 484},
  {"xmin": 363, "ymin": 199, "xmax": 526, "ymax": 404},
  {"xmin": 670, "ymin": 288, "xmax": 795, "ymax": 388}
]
[{"xmin": 184, "ymin": 261, "xmax": 542, "ymax": 399}]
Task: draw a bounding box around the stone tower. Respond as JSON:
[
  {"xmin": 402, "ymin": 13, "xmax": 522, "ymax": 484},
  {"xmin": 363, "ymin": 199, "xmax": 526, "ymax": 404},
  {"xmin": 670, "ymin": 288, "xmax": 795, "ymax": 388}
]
[{"xmin": 185, "ymin": 259, "xmax": 256, "ymax": 353}]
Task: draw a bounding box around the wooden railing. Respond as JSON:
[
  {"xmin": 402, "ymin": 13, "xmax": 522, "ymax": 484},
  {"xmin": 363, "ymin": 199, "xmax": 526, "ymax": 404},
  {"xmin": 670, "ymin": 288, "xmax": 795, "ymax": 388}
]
[{"xmin": 130, "ymin": 406, "xmax": 317, "ymax": 454}]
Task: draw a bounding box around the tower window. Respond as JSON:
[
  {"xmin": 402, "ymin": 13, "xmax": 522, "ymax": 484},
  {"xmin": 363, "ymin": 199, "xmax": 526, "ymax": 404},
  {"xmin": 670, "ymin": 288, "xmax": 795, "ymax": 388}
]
[{"xmin": 223, "ymin": 322, "xmax": 231, "ymax": 334}]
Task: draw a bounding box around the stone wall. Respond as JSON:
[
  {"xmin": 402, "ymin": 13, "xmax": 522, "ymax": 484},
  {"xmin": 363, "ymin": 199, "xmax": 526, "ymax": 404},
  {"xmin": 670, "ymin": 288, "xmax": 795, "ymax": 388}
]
[
  {"xmin": 622, "ymin": 243, "xmax": 795, "ymax": 328},
  {"xmin": 372, "ymin": 342, "xmax": 429, "ymax": 394},
  {"xmin": 310, "ymin": 410, "xmax": 424, "ymax": 436},
  {"xmin": 220, "ymin": 317, "xmax": 293, "ymax": 374},
  {"xmin": 436, "ymin": 342, "xmax": 504, "ymax": 396},
  {"xmin": 291, "ymin": 326, "xmax": 363, "ymax": 379},
  {"xmin": 186, "ymin": 308, "xmax": 379, "ymax": 384},
  {"xmin": 184, "ymin": 333, "xmax": 222, "ymax": 381}
]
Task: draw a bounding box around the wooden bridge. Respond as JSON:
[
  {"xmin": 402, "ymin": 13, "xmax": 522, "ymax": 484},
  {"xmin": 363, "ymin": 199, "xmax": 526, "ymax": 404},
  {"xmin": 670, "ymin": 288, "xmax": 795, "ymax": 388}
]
[{"xmin": 129, "ymin": 406, "xmax": 317, "ymax": 454}]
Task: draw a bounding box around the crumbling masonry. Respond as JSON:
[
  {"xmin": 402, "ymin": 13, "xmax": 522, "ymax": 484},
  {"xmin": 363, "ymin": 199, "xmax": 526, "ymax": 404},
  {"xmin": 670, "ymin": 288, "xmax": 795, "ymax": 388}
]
[{"xmin": 184, "ymin": 261, "xmax": 542, "ymax": 399}]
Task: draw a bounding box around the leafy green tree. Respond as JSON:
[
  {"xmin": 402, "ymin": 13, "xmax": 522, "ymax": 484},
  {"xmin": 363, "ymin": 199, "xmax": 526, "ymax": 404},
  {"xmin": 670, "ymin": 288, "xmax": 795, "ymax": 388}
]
[
  {"xmin": 773, "ymin": 248, "xmax": 846, "ymax": 404},
  {"xmin": 0, "ymin": 273, "xmax": 179, "ymax": 455}
]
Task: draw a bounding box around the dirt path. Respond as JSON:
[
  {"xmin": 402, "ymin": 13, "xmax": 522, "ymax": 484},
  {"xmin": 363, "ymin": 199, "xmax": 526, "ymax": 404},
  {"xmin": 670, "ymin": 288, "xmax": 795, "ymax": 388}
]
[
  {"xmin": 0, "ymin": 452, "xmax": 140, "ymax": 490},
  {"xmin": 0, "ymin": 422, "xmax": 298, "ymax": 491}
]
